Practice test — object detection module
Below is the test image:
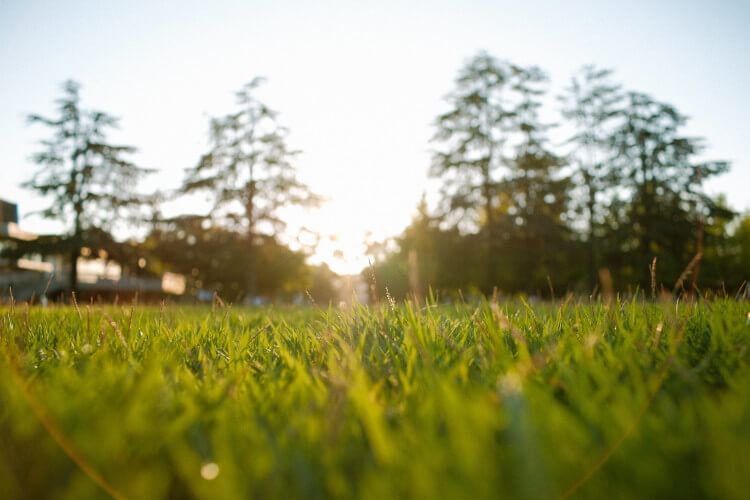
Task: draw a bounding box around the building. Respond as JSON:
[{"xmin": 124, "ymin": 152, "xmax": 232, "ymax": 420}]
[
  {"xmin": 0, "ymin": 199, "xmax": 186, "ymax": 303},
  {"xmin": 0, "ymin": 199, "xmax": 60, "ymax": 300}
]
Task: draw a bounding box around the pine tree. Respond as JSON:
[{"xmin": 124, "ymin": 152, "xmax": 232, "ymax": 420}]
[
  {"xmin": 182, "ymin": 78, "xmax": 320, "ymax": 298},
  {"xmin": 498, "ymin": 65, "xmax": 571, "ymax": 293},
  {"xmin": 23, "ymin": 80, "xmax": 151, "ymax": 293},
  {"xmin": 431, "ymin": 52, "xmax": 572, "ymax": 292},
  {"xmin": 610, "ymin": 92, "xmax": 730, "ymax": 286},
  {"xmin": 559, "ymin": 66, "xmax": 622, "ymax": 288},
  {"xmin": 430, "ymin": 52, "xmax": 525, "ymax": 291}
]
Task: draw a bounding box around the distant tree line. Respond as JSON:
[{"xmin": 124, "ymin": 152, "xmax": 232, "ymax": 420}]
[
  {"xmin": 369, "ymin": 52, "xmax": 748, "ymax": 299},
  {"xmin": 6, "ymin": 51, "xmax": 749, "ymax": 302},
  {"xmin": 8, "ymin": 78, "xmax": 338, "ymax": 303}
]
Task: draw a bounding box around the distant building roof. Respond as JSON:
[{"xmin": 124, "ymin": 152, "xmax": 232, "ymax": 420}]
[
  {"xmin": 0, "ymin": 200, "xmax": 38, "ymax": 241},
  {"xmin": 0, "ymin": 199, "xmax": 19, "ymax": 224}
]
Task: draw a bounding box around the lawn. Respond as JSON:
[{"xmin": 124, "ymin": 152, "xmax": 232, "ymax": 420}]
[{"xmin": 1, "ymin": 296, "xmax": 749, "ymax": 499}]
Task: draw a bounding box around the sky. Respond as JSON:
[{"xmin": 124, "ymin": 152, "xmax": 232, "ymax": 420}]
[{"xmin": 1, "ymin": 0, "xmax": 748, "ymax": 274}]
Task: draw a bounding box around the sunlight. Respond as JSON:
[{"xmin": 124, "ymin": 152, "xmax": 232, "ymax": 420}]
[{"xmin": 0, "ymin": 2, "xmax": 748, "ymax": 498}]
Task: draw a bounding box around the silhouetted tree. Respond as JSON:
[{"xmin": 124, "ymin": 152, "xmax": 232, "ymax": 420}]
[
  {"xmin": 610, "ymin": 92, "xmax": 730, "ymax": 287},
  {"xmin": 307, "ymin": 263, "xmax": 341, "ymax": 305},
  {"xmin": 559, "ymin": 66, "xmax": 622, "ymax": 288},
  {"xmin": 143, "ymin": 215, "xmax": 310, "ymax": 301},
  {"xmin": 368, "ymin": 197, "xmax": 484, "ymax": 299},
  {"xmin": 23, "ymin": 80, "xmax": 151, "ymax": 293},
  {"xmin": 431, "ymin": 52, "xmax": 533, "ymax": 290},
  {"xmin": 370, "ymin": 56, "xmax": 738, "ymax": 298},
  {"xmin": 182, "ymin": 78, "xmax": 320, "ymax": 298},
  {"xmin": 694, "ymin": 197, "xmax": 745, "ymax": 289},
  {"xmin": 495, "ymin": 65, "xmax": 572, "ymax": 293},
  {"xmin": 726, "ymin": 215, "xmax": 750, "ymax": 286}
]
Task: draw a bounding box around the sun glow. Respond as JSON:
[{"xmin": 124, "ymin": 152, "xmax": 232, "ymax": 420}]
[
  {"xmin": 295, "ymin": 193, "xmax": 409, "ymax": 276},
  {"xmin": 2, "ymin": 1, "xmax": 748, "ymax": 283}
]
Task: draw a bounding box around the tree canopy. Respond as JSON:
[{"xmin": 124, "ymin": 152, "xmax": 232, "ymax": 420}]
[{"xmin": 20, "ymin": 80, "xmax": 152, "ymax": 292}]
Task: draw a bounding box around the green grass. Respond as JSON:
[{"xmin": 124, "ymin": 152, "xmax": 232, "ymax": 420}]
[{"xmin": 1, "ymin": 297, "xmax": 749, "ymax": 499}]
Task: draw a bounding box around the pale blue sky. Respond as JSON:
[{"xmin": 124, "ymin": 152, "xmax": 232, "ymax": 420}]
[{"xmin": 1, "ymin": 0, "xmax": 748, "ymax": 273}]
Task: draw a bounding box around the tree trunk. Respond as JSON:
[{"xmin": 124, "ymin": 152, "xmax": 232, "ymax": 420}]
[
  {"xmin": 483, "ymin": 164, "xmax": 496, "ymax": 293},
  {"xmin": 70, "ymin": 206, "xmax": 81, "ymax": 296},
  {"xmin": 245, "ymin": 180, "xmax": 257, "ymax": 302},
  {"xmin": 586, "ymin": 180, "xmax": 598, "ymax": 290},
  {"xmin": 246, "ymin": 234, "xmax": 257, "ymax": 301},
  {"xmin": 639, "ymin": 149, "xmax": 653, "ymax": 287},
  {"xmin": 690, "ymin": 218, "xmax": 704, "ymax": 297},
  {"xmin": 69, "ymin": 245, "xmax": 79, "ymax": 296}
]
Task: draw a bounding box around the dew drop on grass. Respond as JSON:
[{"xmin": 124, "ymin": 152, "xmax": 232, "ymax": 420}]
[{"xmin": 200, "ymin": 462, "xmax": 220, "ymax": 480}]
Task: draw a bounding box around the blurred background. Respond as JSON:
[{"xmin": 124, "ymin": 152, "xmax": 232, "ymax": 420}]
[{"xmin": 1, "ymin": 0, "xmax": 748, "ymax": 303}]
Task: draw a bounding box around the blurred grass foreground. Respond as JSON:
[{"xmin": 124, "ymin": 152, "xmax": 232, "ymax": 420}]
[{"xmin": 1, "ymin": 297, "xmax": 749, "ymax": 499}]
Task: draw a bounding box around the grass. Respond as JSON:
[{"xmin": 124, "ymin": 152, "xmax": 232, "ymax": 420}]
[{"xmin": 1, "ymin": 296, "xmax": 749, "ymax": 499}]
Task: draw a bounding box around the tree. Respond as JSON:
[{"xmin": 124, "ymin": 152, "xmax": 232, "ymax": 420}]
[
  {"xmin": 696, "ymin": 198, "xmax": 745, "ymax": 289},
  {"xmin": 496, "ymin": 65, "xmax": 572, "ymax": 294},
  {"xmin": 431, "ymin": 52, "xmax": 573, "ymax": 293},
  {"xmin": 727, "ymin": 215, "xmax": 750, "ymax": 287},
  {"xmin": 430, "ymin": 52, "xmax": 530, "ymax": 291},
  {"xmin": 23, "ymin": 80, "xmax": 151, "ymax": 293},
  {"xmin": 307, "ymin": 263, "xmax": 341, "ymax": 305},
  {"xmin": 610, "ymin": 92, "xmax": 730, "ymax": 287},
  {"xmin": 559, "ymin": 66, "xmax": 622, "ymax": 288},
  {"xmin": 368, "ymin": 199, "xmax": 481, "ymax": 300},
  {"xmin": 142, "ymin": 215, "xmax": 310, "ymax": 301},
  {"xmin": 182, "ymin": 78, "xmax": 320, "ymax": 298}
]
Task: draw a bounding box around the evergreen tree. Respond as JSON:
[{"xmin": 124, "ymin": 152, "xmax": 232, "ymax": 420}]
[
  {"xmin": 182, "ymin": 78, "xmax": 320, "ymax": 298},
  {"xmin": 559, "ymin": 66, "xmax": 622, "ymax": 288},
  {"xmin": 430, "ymin": 52, "xmax": 527, "ymax": 291},
  {"xmin": 431, "ymin": 52, "xmax": 572, "ymax": 293},
  {"xmin": 610, "ymin": 92, "xmax": 730, "ymax": 287},
  {"xmin": 23, "ymin": 80, "xmax": 151, "ymax": 293},
  {"xmin": 498, "ymin": 65, "xmax": 571, "ymax": 294}
]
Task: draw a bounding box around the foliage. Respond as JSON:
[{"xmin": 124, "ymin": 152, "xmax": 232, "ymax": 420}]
[
  {"xmin": 493, "ymin": 65, "xmax": 571, "ymax": 293},
  {"xmin": 430, "ymin": 52, "xmax": 521, "ymax": 229},
  {"xmin": 182, "ymin": 78, "xmax": 319, "ymax": 233},
  {"xmin": 430, "ymin": 53, "xmax": 574, "ymax": 293},
  {"xmin": 20, "ymin": 80, "xmax": 152, "ymax": 291},
  {"xmin": 370, "ymin": 198, "xmax": 483, "ymax": 299},
  {"xmin": 11, "ymin": 62, "xmax": 748, "ymax": 302},
  {"xmin": 306, "ymin": 263, "xmax": 342, "ymax": 305},
  {"xmin": 1, "ymin": 299, "xmax": 749, "ymax": 499},
  {"xmin": 608, "ymin": 92, "xmax": 731, "ymax": 287},
  {"xmin": 180, "ymin": 78, "xmax": 321, "ymax": 296},
  {"xmin": 372, "ymin": 51, "xmax": 744, "ymax": 298},
  {"xmin": 558, "ymin": 66, "xmax": 623, "ymax": 287},
  {"xmin": 142, "ymin": 215, "xmax": 311, "ymax": 301}
]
